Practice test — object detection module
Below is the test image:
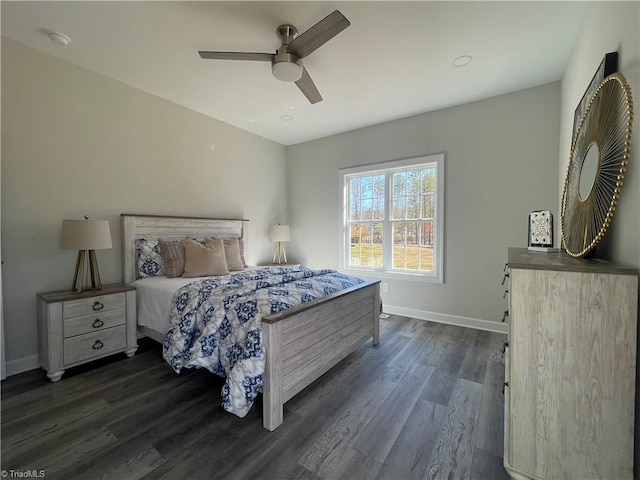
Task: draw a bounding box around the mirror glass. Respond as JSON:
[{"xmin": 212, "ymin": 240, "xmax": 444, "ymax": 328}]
[{"xmin": 579, "ymin": 142, "xmax": 600, "ymax": 201}]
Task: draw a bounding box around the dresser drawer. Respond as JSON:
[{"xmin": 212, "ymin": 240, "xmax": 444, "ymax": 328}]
[
  {"xmin": 63, "ymin": 293, "xmax": 125, "ymax": 319},
  {"xmin": 63, "ymin": 309, "xmax": 126, "ymax": 338},
  {"xmin": 64, "ymin": 325, "xmax": 126, "ymax": 365}
]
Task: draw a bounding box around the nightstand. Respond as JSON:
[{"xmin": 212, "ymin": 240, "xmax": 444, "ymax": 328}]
[{"xmin": 37, "ymin": 284, "xmax": 137, "ymax": 382}]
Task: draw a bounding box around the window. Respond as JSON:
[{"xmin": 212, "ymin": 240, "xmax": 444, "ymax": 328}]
[{"xmin": 339, "ymin": 153, "xmax": 444, "ymax": 283}]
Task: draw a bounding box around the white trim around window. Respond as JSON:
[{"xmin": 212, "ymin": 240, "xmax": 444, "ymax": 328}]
[{"xmin": 338, "ymin": 153, "xmax": 444, "ymax": 284}]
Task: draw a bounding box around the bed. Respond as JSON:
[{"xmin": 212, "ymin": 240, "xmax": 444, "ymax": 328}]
[{"xmin": 121, "ymin": 214, "xmax": 381, "ymax": 431}]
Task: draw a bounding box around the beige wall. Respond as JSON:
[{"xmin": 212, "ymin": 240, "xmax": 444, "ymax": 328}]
[
  {"xmin": 559, "ymin": 1, "xmax": 639, "ymax": 267},
  {"xmin": 287, "ymin": 82, "xmax": 561, "ymax": 330},
  {"xmin": 1, "ymin": 38, "xmax": 288, "ymax": 371}
]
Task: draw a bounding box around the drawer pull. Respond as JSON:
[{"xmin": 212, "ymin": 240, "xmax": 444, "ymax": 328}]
[
  {"xmin": 502, "ymin": 341, "xmax": 509, "ymax": 354},
  {"xmin": 92, "ymin": 319, "xmax": 104, "ymax": 328},
  {"xmin": 92, "ymin": 340, "xmax": 104, "ymax": 350},
  {"xmin": 503, "ymin": 381, "xmax": 509, "ymax": 394},
  {"xmin": 503, "ymin": 263, "xmax": 508, "ymax": 273},
  {"xmin": 92, "ymin": 301, "xmax": 104, "ymax": 311},
  {"xmin": 502, "ymin": 310, "xmax": 509, "ymax": 322},
  {"xmin": 501, "ymin": 273, "xmax": 510, "ymax": 285},
  {"xmin": 503, "ymin": 290, "xmax": 509, "ymax": 299}
]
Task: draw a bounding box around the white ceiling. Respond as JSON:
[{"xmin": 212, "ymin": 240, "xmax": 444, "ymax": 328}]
[{"xmin": 1, "ymin": 1, "xmax": 586, "ymax": 146}]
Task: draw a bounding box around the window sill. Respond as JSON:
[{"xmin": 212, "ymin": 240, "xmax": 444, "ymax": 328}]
[{"xmin": 340, "ymin": 267, "xmax": 443, "ymax": 284}]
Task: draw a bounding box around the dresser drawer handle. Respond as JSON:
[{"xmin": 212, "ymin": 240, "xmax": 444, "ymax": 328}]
[
  {"xmin": 501, "ymin": 272, "xmax": 510, "ymax": 285},
  {"xmin": 502, "ymin": 381, "xmax": 509, "ymax": 395},
  {"xmin": 92, "ymin": 319, "xmax": 104, "ymax": 328},
  {"xmin": 92, "ymin": 301, "xmax": 104, "ymax": 311},
  {"xmin": 92, "ymin": 340, "xmax": 104, "ymax": 350}
]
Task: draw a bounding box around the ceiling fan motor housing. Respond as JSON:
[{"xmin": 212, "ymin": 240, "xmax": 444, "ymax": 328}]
[
  {"xmin": 272, "ymin": 25, "xmax": 303, "ymax": 82},
  {"xmin": 277, "ymin": 24, "xmax": 298, "ymax": 44}
]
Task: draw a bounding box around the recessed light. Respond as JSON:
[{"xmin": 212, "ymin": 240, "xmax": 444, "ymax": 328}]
[
  {"xmin": 453, "ymin": 55, "xmax": 472, "ymax": 67},
  {"xmin": 48, "ymin": 32, "xmax": 71, "ymax": 46},
  {"xmin": 280, "ymin": 114, "xmax": 293, "ymax": 121}
]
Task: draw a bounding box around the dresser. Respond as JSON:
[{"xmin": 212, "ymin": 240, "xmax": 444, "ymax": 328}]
[
  {"xmin": 37, "ymin": 284, "xmax": 137, "ymax": 381},
  {"xmin": 504, "ymin": 248, "xmax": 638, "ymax": 480}
]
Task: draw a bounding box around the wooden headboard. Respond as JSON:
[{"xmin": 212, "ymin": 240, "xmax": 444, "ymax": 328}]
[{"xmin": 121, "ymin": 214, "xmax": 249, "ymax": 284}]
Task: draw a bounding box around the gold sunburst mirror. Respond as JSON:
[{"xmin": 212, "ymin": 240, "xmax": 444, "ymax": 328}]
[{"xmin": 561, "ymin": 72, "xmax": 634, "ymax": 258}]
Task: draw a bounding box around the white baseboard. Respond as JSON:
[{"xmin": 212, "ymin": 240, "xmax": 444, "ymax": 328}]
[
  {"xmin": 382, "ymin": 304, "xmax": 508, "ymax": 334},
  {"xmin": 6, "ymin": 354, "xmax": 39, "ymax": 377}
]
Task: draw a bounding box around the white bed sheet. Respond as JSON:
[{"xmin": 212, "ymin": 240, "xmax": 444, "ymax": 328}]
[{"xmin": 131, "ymin": 267, "xmax": 262, "ymax": 335}]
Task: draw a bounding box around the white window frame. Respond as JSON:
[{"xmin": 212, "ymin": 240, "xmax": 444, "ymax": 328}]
[{"xmin": 339, "ymin": 153, "xmax": 444, "ymax": 284}]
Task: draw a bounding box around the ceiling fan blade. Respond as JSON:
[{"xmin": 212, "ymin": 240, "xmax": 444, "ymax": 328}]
[
  {"xmin": 295, "ymin": 67, "xmax": 323, "ymax": 104},
  {"xmin": 199, "ymin": 51, "xmax": 274, "ymax": 62},
  {"xmin": 286, "ymin": 10, "xmax": 350, "ymax": 59}
]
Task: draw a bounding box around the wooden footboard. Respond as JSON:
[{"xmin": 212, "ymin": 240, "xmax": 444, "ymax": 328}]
[{"xmin": 261, "ymin": 279, "xmax": 380, "ymax": 431}]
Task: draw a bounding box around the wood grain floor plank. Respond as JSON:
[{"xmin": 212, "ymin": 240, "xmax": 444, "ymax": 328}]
[
  {"xmin": 386, "ymin": 323, "xmax": 432, "ymax": 371},
  {"xmin": 139, "ymin": 428, "xmax": 238, "ymax": 480},
  {"xmin": 353, "ymin": 362, "xmax": 435, "ymax": 462},
  {"xmin": 458, "ymin": 329, "xmax": 492, "ymax": 383},
  {"xmin": 2, "ymin": 399, "xmax": 113, "ymax": 465},
  {"xmin": 204, "ymin": 409, "xmax": 308, "ymax": 480},
  {"xmin": 9, "ymin": 428, "xmax": 119, "ymax": 478},
  {"xmin": 470, "ymin": 446, "xmax": 510, "ymax": 479},
  {"xmin": 419, "ymin": 345, "xmax": 465, "ymax": 406},
  {"xmin": 329, "ymin": 448, "xmax": 383, "ymax": 480},
  {"xmin": 475, "ymin": 354, "xmax": 506, "ymax": 457},
  {"xmin": 375, "ymin": 398, "xmax": 447, "ymax": 480},
  {"xmin": 251, "ymin": 463, "xmax": 321, "ymax": 480},
  {"xmin": 397, "ymin": 317, "xmax": 429, "ymax": 337},
  {"xmin": 2, "ymin": 350, "xmax": 171, "ymax": 431},
  {"xmin": 106, "ymin": 374, "xmax": 215, "ymax": 438},
  {"xmin": 246, "ymin": 446, "xmax": 319, "ymax": 480},
  {"xmin": 424, "ymin": 378, "xmax": 483, "ymax": 480},
  {"xmin": 95, "ymin": 446, "xmax": 165, "ymax": 480},
  {"xmin": 298, "ymin": 367, "xmax": 405, "ymax": 478}
]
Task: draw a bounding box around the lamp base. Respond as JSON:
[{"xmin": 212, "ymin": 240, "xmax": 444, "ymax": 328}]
[
  {"xmin": 72, "ymin": 249, "xmax": 103, "ymax": 292},
  {"xmin": 272, "ymin": 242, "xmax": 288, "ymax": 265}
]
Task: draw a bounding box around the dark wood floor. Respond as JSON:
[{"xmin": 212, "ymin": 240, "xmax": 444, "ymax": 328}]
[{"xmin": 2, "ymin": 315, "xmax": 510, "ymax": 480}]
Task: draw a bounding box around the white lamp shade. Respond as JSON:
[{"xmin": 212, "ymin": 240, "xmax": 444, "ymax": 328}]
[
  {"xmin": 269, "ymin": 225, "xmax": 291, "ymax": 242},
  {"xmin": 61, "ymin": 219, "xmax": 112, "ymax": 250}
]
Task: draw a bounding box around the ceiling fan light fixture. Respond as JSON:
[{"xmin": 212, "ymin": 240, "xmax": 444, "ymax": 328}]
[
  {"xmin": 272, "ymin": 61, "xmax": 303, "ymax": 82},
  {"xmin": 453, "ymin": 55, "xmax": 473, "ymax": 67},
  {"xmin": 48, "ymin": 31, "xmax": 71, "ymax": 46}
]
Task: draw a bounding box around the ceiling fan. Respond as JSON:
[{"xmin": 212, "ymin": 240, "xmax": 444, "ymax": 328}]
[{"xmin": 199, "ymin": 10, "xmax": 350, "ymax": 104}]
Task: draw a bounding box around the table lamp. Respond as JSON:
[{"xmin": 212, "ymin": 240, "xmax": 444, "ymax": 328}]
[
  {"xmin": 61, "ymin": 216, "xmax": 112, "ymax": 292},
  {"xmin": 269, "ymin": 224, "xmax": 290, "ymax": 264}
]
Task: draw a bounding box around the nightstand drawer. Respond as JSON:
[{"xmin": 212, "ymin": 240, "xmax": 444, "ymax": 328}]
[
  {"xmin": 63, "ymin": 309, "xmax": 126, "ymax": 338},
  {"xmin": 64, "ymin": 325, "xmax": 127, "ymax": 365},
  {"xmin": 63, "ymin": 293, "xmax": 125, "ymax": 319}
]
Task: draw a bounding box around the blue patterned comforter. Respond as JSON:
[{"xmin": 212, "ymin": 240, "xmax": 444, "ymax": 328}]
[{"xmin": 163, "ymin": 266, "xmax": 364, "ymax": 417}]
